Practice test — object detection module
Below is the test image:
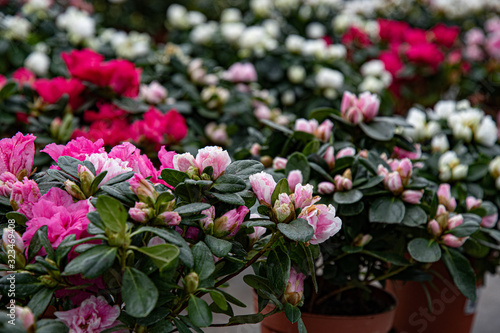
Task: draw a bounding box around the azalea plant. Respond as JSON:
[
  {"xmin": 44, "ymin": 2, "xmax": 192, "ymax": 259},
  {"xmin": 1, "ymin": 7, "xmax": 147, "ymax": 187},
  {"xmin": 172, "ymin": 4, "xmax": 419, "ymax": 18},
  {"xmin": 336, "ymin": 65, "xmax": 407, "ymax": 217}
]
[{"xmin": 0, "ymin": 133, "xmax": 345, "ymax": 332}]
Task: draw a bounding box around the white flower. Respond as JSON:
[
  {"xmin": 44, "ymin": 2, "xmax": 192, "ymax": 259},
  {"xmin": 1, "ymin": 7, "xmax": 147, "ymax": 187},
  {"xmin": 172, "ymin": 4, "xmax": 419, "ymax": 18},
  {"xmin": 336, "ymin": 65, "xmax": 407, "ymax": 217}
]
[
  {"xmin": 302, "ymin": 39, "xmax": 326, "ymax": 58},
  {"xmin": 287, "ymin": 65, "xmax": 306, "ymax": 84},
  {"xmin": 404, "ymin": 108, "xmax": 427, "ymax": 141},
  {"xmin": 475, "ymin": 116, "xmax": 498, "ymax": 147},
  {"xmin": 140, "ymin": 81, "xmax": 167, "ymax": 104},
  {"xmin": 22, "ymin": 0, "xmax": 51, "ymax": 15},
  {"xmin": 187, "ymin": 11, "xmax": 207, "ymax": 26},
  {"xmin": 281, "ymin": 90, "xmax": 296, "ymax": 106},
  {"xmin": 428, "ymin": 100, "xmax": 456, "ymax": 120},
  {"xmin": 452, "ymin": 164, "xmax": 468, "ymax": 180},
  {"xmin": 221, "ymin": 23, "xmax": 245, "ymax": 43},
  {"xmin": 1, "ymin": 16, "xmax": 31, "ymax": 40},
  {"xmin": 359, "ymin": 76, "xmax": 384, "ymax": 94},
  {"xmin": 431, "ymin": 134, "xmax": 450, "ymax": 153},
  {"xmin": 190, "ymin": 22, "xmax": 218, "ymax": 45},
  {"xmin": 111, "ymin": 31, "xmax": 151, "ymax": 59},
  {"xmin": 167, "ymin": 4, "xmax": 189, "ymax": 29},
  {"xmin": 306, "ymin": 22, "xmax": 326, "ymax": 39},
  {"xmin": 315, "ymin": 68, "xmax": 344, "ymax": 89},
  {"xmin": 221, "ymin": 8, "xmax": 242, "ymax": 23},
  {"xmin": 56, "ymin": 7, "xmax": 95, "ymax": 43},
  {"xmin": 251, "ymin": 0, "xmax": 274, "ymax": 16},
  {"xmin": 360, "ymin": 60, "xmax": 384, "ymax": 76},
  {"xmin": 263, "ymin": 19, "xmax": 280, "ymax": 38},
  {"xmin": 85, "ymin": 153, "xmax": 132, "ymax": 186},
  {"xmin": 324, "ymin": 44, "xmax": 346, "ymax": 60},
  {"xmin": 439, "ymin": 151, "xmax": 460, "ymax": 170},
  {"xmin": 24, "ymin": 51, "xmax": 50, "ymax": 76},
  {"xmin": 489, "ymin": 156, "xmax": 500, "ymax": 179},
  {"xmin": 285, "ymin": 35, "xmax": 305, "ymax": 53}
]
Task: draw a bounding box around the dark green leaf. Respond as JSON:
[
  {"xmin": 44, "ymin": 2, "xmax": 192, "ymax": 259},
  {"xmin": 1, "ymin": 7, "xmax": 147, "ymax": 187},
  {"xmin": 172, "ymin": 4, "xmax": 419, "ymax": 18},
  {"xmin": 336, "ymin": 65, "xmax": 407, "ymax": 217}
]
[
  {"xmin": 104, "ymin": 171, "xmax": 135, "ymax": 186},
  {"xmin": 208, "ymin": 289, "xmax": 228, "ymax": 311},
  {"xmin": 0, "ymin": 273, "xmax": 42, "ymax": 298},
  {"xmin": 408, "ymin": 238, "xmax": 441, "ymax": 263},
  {"xmin": 228, "ymin": 313, "xmax": 264, "ymax": 325},
  {"xmin": 271, "ymin": 178, "xmax": 290, "ymax": 205},
  {"xmin": 286, "ymin": 152, "xmax": 310, "ymax": 182},
  {"xmin": 285, "ymin": 303, "xmax": 301, "ymax": 324},
  {"xmin": 137, "ymin": 244, "xmax": 179, "ymax": 272},
  {"xmin": 56, "ymin": 156, "xmax": 80, "ymax": 179},
  {"xmin": 5, "ymin": 211, "xmax": 27, "ymax": 226},
  {"xmin": 160, "ymin": 169, "xmax": 188, "ymax": 187},
  {"xmin": 193, "ymin": 242, "xmax": 215, "ymax": 280},
  {"xmin": 122, "ymin": 267, "xmax": 159, "ymax": 317},
  {"xmin": 188, "ymin": 295, "xmax": 212, "ymax": 327},
  {"xmin": 63, "ymin": 245, "xmax": 117, "ymax": 279},
  {"xmin": 359, "ymin": 121, "xmax": 395, "ymax": 141},
  {"xmin": 369, "ymin": 197, "xmax": 405, "ymax": 224},
  {"xmin": 210, "ymin": 192, "xmax": 245, "ymax": 205},
  {"xmin": 27, "ymin": 288, "xmax": 54, "ymax": 317},
  {"xmin": 277, "ymin": 218, "xmax": 314, "ymax": 242},
  {"xmin": 174, "ymin": 203, "xmax": 211, "ymax": 215},
  {"xmin": 266, "ymin": 248, "xmax": 291, "ymax": 293},
  {"xmin": 225, "ymin": 160, "xmax": 264, "ymax": 177},
  {"xmin": 442, "ymin": 248, "xmax": 476, "ymax": 301},
  {"xmin": 333, "ymin": 190, "xmax": 363, "ymax": 204},
  {"xmin": 205, "ymin": 235, "xmax": 232, "ymax": 258},
  {"xmin": 298, "ymin": 318, "xmax": 307, "ymax": 333},
  {"xmin": 36, "ymin": 319, "xmax": 69, "ymax": 333},
  {"xmin": 213, "ymin": 175, "xmax": 246, "ymax": 193},
  {"xmin": 96, "ymin": 196, "xmax": 127, "ymax": 233},
  {"xmin": 402, "ymin": 205, "xmax": 428, "ymax": 227}
]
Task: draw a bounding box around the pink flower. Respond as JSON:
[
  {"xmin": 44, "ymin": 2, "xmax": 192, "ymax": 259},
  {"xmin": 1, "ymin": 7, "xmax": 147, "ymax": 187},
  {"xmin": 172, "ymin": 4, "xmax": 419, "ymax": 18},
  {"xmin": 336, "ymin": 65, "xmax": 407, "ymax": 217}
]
[
  {"xmin": 41, "ymin": 136, "xmax": 105, "ymax": 162},
  {"xmin": 0, "ymin": 75, "xmax": 6, "ymax": 89},
  {"xmin": 83, "ymin": 103, "xmax": 127, "ymax": 122},
  {"xmin": 314, "ymin": 120, "xmax": 334, "ymax": 142},
  {"xmin": 84, "ymin": 153, "xmax": 132, "ymax": 186},
  {"xmin": 274, "ymin": 193, "xmax": 293, "ymax": 223},
  {"xmin": 223, "ymin": 63, "xmax": 258, "ymax": 83},
  {"xmin": 14, "ymin": 307, "xmax": 35, "ymax": 331},
  {"xmin": 293, "ymin": 184, "xmax": 320, "ymax": 210},
  {"xmin": 392, "ymin": 145, "xmax": 422, "ymax": 160},
  {"xmin": 173, "ymin": 153, "xmax": 197, "ymax": 173},
  {"xmin": 248, "ymin": 226, "xmax": 266, "ymax": 245},
  {"xmin": 2, "ymin": 228, "xmax": 24, "ymax": 254},
  {"xmin": 465, "ymin": 28, "xmax": 485, "ymax": 45},
  {"xmin": 295, "ymin": 119, "xmax": 318, "ymax": 134},
  {"xmin": 195, "ymin": 146, "xmax": 231, "ymax": 179},
  {"xmin": 287, "ymin": 170, "xmax": 303, "ymax": 193},
  {"xmin": 401, "ymin": 190, "xmax": 423, "ymax": 204},
  {"xmin": 485, "ymin": 17, "xmax": 500, "ymax": 34},
  {"xmin": 0, "ymin": 172, "xmax": 17, "ymax": 197},
  {"xmin": 486, "ymin": 33, "xmax": 500, "ymax": 60},
  {"xmin": 334, "ymin": 175, "xmax": 352, "ymax": 192},
  {"xmin": 148, "ymin": 236, "xmax": 166, "ymax": 247},
  {"xmin": 200, "ymin": 206, "xmax": 216, "ymax": 231},
  {"xmin": 176, "ymin": 226, "xmax": 200, "ymax": 240},
  {"xmin": 318, "ymin": 182, "xmax": 335, "ymax": 195},
  {"xmin": 273, "ymin": 157, "xmax": 287, "ymax": 170},
  {"xmin": 336, "ymin": 147, "xmax": 356, "ymax": 159},
  {"xmin": 465, "ymin": 45, "xmax": 485, "ymax": 61},
  {"xmin": 396, "ymin": 158, "xmax": 413, "ymax": 185},
  {"xmin": 109, "ymin": 142, "xmax": 159, "ymax": 183},
  {"xmin": 385, "ymin": 172, "xmax": 403, "ymax": 195},
  {"xmin": 465, "ymin": 196, "xmax": 482, "ymax": 211},
  {"xmin": 284, "ymin": 267, "xmax": 306, "ymax": 306},
  {"xmin": 131, "ymin": 108, "xmax": 187, "ymax": 149},
  {"xmin": 214, "ymin": 206, "xmax": 249, "ymax": 239},
  {"xmin": 323, "ymin": 146, "xmax": 335, "ymax": 169},
  {"xmin": 55, "ymin": 295, "xmax": 124, "ymax": 333},
  {"xmin": 33, "ymin": 77, "xmax": 85, "ymax": 110},
  {"xmin": 129, "ymin": 202, "xmax": 152, "ymax": 223},
  {"xmin": 158, "ymin": 146, "xmax": 177, "ymax": 170},
  {"xmin": 481, "ymin": 213, "xmax": 498, "ymax": 228},
  {"xmin": 10, "ymin": 178, "xmax": 41, "ymax": 219},
  {"xmin": 340, "ymin": 91, "xmax": 380, "ymax": 124},
  {"xmin": 157, "ymin": 211, "xmax": 182, "ymax": 227},
  {"xmin": 249, "ymin": 172, "xmax": 277, "ymax": 205},
  {"xmin": 12, "ymin": 68, "xmax": 35, "ymax": 87},
  {"xmin": 437, "ymin": 184, "xmax": 456, "ymax": 212},
  {"xmin": 447, "ymin": 215, "xmax": 463, "ymax": 230},
  {"xmin": 0, "ymin": 132, "xmax": 36, "ymax": 179},
  {"xmin": 22, "ymin": 188, "xmax": 92, "ymax": 249},
  {"xmin": 430, "ymin": 23, "xmax": 459, "ymax": 48},
  {"xmin": 299, "ymin": 204, "xmax": 342, "ymax": 245},
  {"xmin": 140, "ymin": 81, "xmax": 167, "ymax": 104},
  {"xmin": 442, "ymin": 234, "xmax": 467, "ymax": 248},
  {"xmin": 428, "ymin": 219, "xmax": 442, "ymax": 237}
]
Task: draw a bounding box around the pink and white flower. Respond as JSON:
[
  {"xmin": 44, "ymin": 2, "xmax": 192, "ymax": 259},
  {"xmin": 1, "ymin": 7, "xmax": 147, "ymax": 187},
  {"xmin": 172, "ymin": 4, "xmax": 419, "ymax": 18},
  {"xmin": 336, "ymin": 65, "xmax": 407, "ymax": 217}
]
[
  {"xmin": 299, "ymin": 204, "xmax": 342, "ymax": 245},
  {"xmin": 249, "ymin": 172, "xmax": 276, "ymax": 205}
]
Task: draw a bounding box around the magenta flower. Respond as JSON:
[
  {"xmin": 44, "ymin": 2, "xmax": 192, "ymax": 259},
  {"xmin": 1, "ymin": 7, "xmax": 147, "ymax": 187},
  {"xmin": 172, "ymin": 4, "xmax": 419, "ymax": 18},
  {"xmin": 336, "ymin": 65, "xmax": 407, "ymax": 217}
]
[
  {"xmin": 10, "ymin": 178, "xmax": 41, "ymax": 219},
  {"xmin": 158, "ymin": 146, "xmax": 177, "ymax": 170},
  {"xmin": 195, "ymin": 146, "xmax": 231, "ymax": 179},
  {"xmin": 41, "ymin": 137, "xmax": 105, "ymax": 162},
  {"xmin": 22, "ymin": 188, "xmax": 92, "ymax": 249},
  {"xmin": 0, "ymin": 172, "xmax": 17, "ymax": 197},
  {"xmin": 249, "ymin": 172, "xmax": 277, "ymax": 206},
  {"xmin": 284, "ymin": 267, "xmax": 306, "ymax": 306},
  {"xmin": 55, "ymin": 295, "xmax": 124, "ymax": 333},
  {"xmin": 299, "ymin": 204, "xmax": 342, "ymax": 245},
  {"xmin": 109, "ymin": 142, "xmax": 159, "ymax": 183},
  {"xmin": 287, "ymin": 170, "xmax": 303, "ymax": 193},
  {"xmin": 214, "ymin": 206, "xmax": 249, "ymax": 239},
  {"xmin": 33, "ymin": 77, "xmax": 85, "ymax": 110},
  {"xmin": 0, "ymin": 132, "xmax": 36, "ymax": 180},
  {"xmin": 293, "ymin": 184, "xmax": 320, "ymax": 209}
]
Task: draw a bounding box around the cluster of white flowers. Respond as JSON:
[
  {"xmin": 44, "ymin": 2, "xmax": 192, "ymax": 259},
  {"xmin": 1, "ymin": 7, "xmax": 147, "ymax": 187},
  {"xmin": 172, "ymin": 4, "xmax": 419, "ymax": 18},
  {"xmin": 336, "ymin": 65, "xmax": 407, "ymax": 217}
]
[
  {"xmin": 22, "ymin": 0, "xmax": 52, "ymax": 16},
  {"xmin": 404, "ymin": 108, "xmax": 441, "ymax": 142},
  {"xmin": 24, "ymin": 47, "xmax": 50, "ymax": 76},
  {"xmin": 56, "ymin": 7, "xmax": 95, "ymax": 44},
  {"xmin": 438, "ymin": 151, "xmax": 468, "ymax": 181},
  {"xmin": 489, "ymin": 156, "xmax": 500, "ymax": 189},
  {"xmin": 90, "ymin": 29, "xmax": 151, "ymax": 59},
  {"xmin": 166, "ymin": 4, "xmax": 207, "ymax": 30},
  {"xmin": 427, "ymin": 0, "xmax": 500, "ymax": 18},
  {"xmin": 359, "ymin": 60, "xmax": 392, "ymax": 94},
  {"xmin": 315, "ymin": 68, "xmax": 344, "ymax": 99},
  {"xmin": 0, "ymin": 15, "xmax": 31, "ymax": 40},
  {"xmin": 331, "ymin": 14, "xmax": 379, "ymax": 40},
  {"xmin": 285, "ymin": 34, "xmax": 346, "ymax": 61}
]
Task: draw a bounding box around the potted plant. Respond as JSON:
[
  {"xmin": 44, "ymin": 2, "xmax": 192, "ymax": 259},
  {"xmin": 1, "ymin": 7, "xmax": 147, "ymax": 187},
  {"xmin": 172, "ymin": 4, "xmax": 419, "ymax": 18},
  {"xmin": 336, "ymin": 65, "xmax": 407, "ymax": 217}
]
[{"xmin": 0, "ymin": 134, "xmax": 344, "ymax": 332}]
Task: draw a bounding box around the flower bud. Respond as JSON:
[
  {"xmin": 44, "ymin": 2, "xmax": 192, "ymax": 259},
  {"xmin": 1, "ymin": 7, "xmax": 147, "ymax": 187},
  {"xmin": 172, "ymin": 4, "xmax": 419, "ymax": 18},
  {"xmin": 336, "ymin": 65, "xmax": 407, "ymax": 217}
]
[
  {"xmin": 397, "ymin": 158, "xmax": 413, "ymax": 185},
  {"xmin": 447, "ymin": 214, "xmax": 464, "ymax": 230},
  {"xmin": 284, "ymin": 267, "xmax": 306, "ymax": 306},
  {"xmin": 293, "ymin": 184, "xmax": 320, "ymax": 209},
  {"xmin": 336, "ymin": 147, "xmax": 356, "ymax": 159},
  {"xmin": 40, "ymin": 274, "xmax": 59, "ymax": 288},
  {"xmin": 200, "ymin": 206, "xmax": 215, "ymax": 233},
  {"xmin": 157, "ymin": 211, "xmax": 182, "ymax": 226},
  {"xmin": 323, "ymin": 146, "xmax": 335, "ymax": 169},
  {"xmin": 250, "ymin": 172, "xmax": 277, "ymax": 206},
  {"xmin": 428, "ymin": 219, "xmax": 442, "ymax": 237},
  {"xmin": 353, "ymin": 234, "xmax": 372, "ymax": 247},
  {"xmin": 0, "ymin": 172, "xmax": 17, "ymax": 198},
  {"xmin": 184, "ymin": 272, "xmax": 199, "ymax": 294},
  {"xmin": 273, "ymin": 157, "xmax": 287, "ymax": 170},
  {"xmin": 250, "ymin": 143, "xmax": 261, "ymax": 156},
  {"xmin": 437, "ymin": 184, "xmax": 456, "ymax": 212},
  {"xmin": 129, "ymin": 174, "xmax": 158, "ymax": 205},
  {"xmin": 273, "ymin": 193, "xmax": 294, "ymax": 223},
  {"xmin": 342, "ymin": 177, "xmax": 353, "ymax": 191},
  {"xmin": 2, "ymin": 228, "xmax": 24, "ymax": 254},
  {"xmin": 287, "ymin": 170, "xmax": 303, "ymax": 193},
  {"xmin": 148, "ymin": 236, "xmax": 166, "ymax": 247},
  {"xmin": 345, "ymin": 106, "xmax": 363, "ymax": 124},
  {"xmin": 452, "ymin": 164, "xmax": 468, "ymax": 180},
  {"xmin": 173, "ymin": 153, "xmax": 197, "ymax": 173},
  {"xmin": 385, "ymin": 172, "xmax": 403, "ymax": 195},
  {"xmin": 64, "ymin": 180, "xmax": 86, "ymax": 200},
  {"xmin": 401, "ymin": 190, "xmax": 423, "ymax": 204},
  {"xmin": 314, "ymin": 119, "xmax": 333, "ymax": 142},
  {"xmin": 260, "ymin": 155, "xmax": 273, "ymax": 168},
  {"xmin": 15, "ymin": 306, "xmax": 35, "ymax": 332},
  {"xmin": 248, "ymin": 226, "xmax": 266, "ymax": 246},
  {"xmin": 442, "ymin": 234, "xmax": 467, "ymax": 248},
  {"xmin": 78, "ymin": 165, "xmax": 95, "ymax": 196},
  {"xmin": 481, "ymin": 212, "xmax": 498, "ymax": 228},
  {"xmin": 318, "ymin": 182, "xmax": 335, "ymax": 195},
  {"xmin": 213, "ymin": 206, "xmax": 249, "ymax": 239},
  {"xmin": 466, "ymin": 196, "xmax": 482, "ymax": 211}
]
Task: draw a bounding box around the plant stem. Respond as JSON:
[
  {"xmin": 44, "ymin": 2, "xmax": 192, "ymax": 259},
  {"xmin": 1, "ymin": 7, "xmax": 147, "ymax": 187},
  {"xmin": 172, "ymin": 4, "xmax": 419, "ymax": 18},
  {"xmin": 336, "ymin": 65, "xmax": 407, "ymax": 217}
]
[{"xmin": 208, "ymin": 307, "xmax": 279, "ymax": 327}]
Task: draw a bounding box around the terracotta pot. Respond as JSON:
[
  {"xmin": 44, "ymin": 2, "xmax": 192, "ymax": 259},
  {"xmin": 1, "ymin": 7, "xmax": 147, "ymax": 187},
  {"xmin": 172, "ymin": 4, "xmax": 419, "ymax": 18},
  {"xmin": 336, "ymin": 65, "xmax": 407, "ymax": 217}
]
[
  {"xmin": 387, "ymin": 262, "xmax": 481, "ymax": 333},
  {"xmin": 256, "ymin": 287, "xmax": 396, "ymax": 333}
]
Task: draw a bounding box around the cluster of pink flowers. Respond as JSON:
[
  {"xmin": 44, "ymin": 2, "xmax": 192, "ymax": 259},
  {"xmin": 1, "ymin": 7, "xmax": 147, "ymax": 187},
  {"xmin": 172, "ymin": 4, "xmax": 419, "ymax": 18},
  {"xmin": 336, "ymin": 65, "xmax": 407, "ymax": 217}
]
[
  {"xmin": 464, "ymin": 17, "xmax": 500, "ymax": 61},
  {"xmin": 249, "ymin": 171, "xmax": 342, "ymax": 245},
  {"xmin": 294, "ymin": 118, "xmax": 334, "ymax": 142},
  {"xmin": 200, "ymin": 205, "xmax": 250, "ymax": 239},
  {"xmin": 172, "ymin": 146, "xmax": 231, "ymax": 180},
  {"xmin": 465, "ymin": 196, "xmax": 498, "ymax": 228},
  {"xmin": 377, "ymin": 158, "xmax": 423, "ymax": 204},
  {"xmin": 223, "ymin": 62, "xmax": 258, "ymax": 83},
  {"xmin": 340, "ymin": 91, "xmax": 380, "ymax": 124}
]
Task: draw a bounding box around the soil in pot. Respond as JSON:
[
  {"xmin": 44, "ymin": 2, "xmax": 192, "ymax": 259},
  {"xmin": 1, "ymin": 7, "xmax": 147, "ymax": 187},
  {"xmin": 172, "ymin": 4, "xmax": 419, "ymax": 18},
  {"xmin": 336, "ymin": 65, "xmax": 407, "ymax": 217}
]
[{"xmin": 258, "ymin": 286, "xmax": 397, "ymax": 333}]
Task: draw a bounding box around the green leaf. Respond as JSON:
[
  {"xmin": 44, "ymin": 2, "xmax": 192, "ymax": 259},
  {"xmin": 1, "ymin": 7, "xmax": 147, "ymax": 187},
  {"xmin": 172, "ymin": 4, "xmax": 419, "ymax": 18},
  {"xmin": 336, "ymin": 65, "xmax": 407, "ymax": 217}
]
[
  {"xmin": 90, "ymin": 170, "xmax": 107, "ymax": 194},
  {"xmin": 173, "ymin": 318, "xmax": 191, "ymax": 333},
  {"xmin": 303, "ymin": 140, "xmax": 321, "ymax": 156},
  {"xmin": 242, "ymin": 220, "xmax": 275, "ymax": 228},
  {"xmin": 448, "ymin": 216, "xmax": 480, "ymax": 238},
  {"xmin": 466, "ymin": 164, "xmax": 489, "ymax": 182},
  {"xmin": 27, "ymin": 288, "xmax": 54, "ymax": 317},
  {"xmin": 137, "ymin": 244, "xmax": 179, "ymax": 272},
  {"xmin": 36, "ymin": 319, "xmax": 69, "ymax": 333},
  {"xmin": 210, "ymin": 192, "xmax": 245, "ymax": 205},
  {"xmin": 96, "ymin": 196, "xmax": 127, "ymax": 233},
  {"xmin": 285, "ymin": 303, "xmax": 301, "ymax": 324},
  {"xmin": 266, "ymin": 248, "xmax": 291, "ymax": 293},
  {"xmin": 355, "ymin": 176, "xmax": 384, "ymax": 190},
  {"xmin": 103, "ymin": 171, "xmax": 134, "ymax": 186},
  {"xmin": 333, "ymin": 190, "xmax": 363, "ymax": 204},
  {"xmin": 302, "ymin": 243, "xmax": 318, "ymax": 292},
  {"xmin": 0, "ymin": 82, "xmax": 17, "ymax": 99},
  {"xmin": 63, "ymin": 245, "xmax": 117, "ymax": 279},
  {"xmin": 277, "ymin": 218, "xmax": 314, "ymax": 242},
  {"xmin": 271, "ymin": 178, "xmax": 290, "ymax": 205},
  {"xmin": 208, "ymin": 289, "xmax": 228, "ymax": 311},
  {"xmin": 188, "ymin": 295, "xmax": 212, "ymax": 327},
  {"xmin": 442, "ymin": 248, "xmax": 477, "ymax": 301},
  {"xmin": 402, "ymin": 205, "xmax": 428, "ymax": 227},
  {"xmin": 160, "ymin": 169, "xmax": 188, "ymax": 187},
  {"xmin": 0, "ymin": 273, "xmax": 42, "ymax": 298},
  {"xmin": 56, "ymin": 156, "xmax": 80, "ymax": 179},
  {"xmin": 228, "ymin": 313, "xmax": 264, "ymax": 325},
  {"xmin": 28, "ymin": 226, "xmax": 54, "ymax": 261},
  {"xmin": 260, "ymin": 118, "xmax": 294, "ymax": 135},
  {"xmin": 298, "ymin": 318, "xmax": 308, "ymax": 333},
  {"xmin": 369, "ymin": 197, "xmax": 405, "ymax": 223},
  {"xmin": 174, "ymin": 203, "xmax": 211, "ymax": 215},
  {"xmin": 225, "ymin": 160, "xmax": 264, "ymax": 177},
  {"xmin": 408, "ymin": 238, "xmax": 441, "ymax": 263},
  {"xmin": 193, "ymin": 242, "xmax": 215, "ymax": 280},
  {"xmin": 113, "ymin": 98, "xmax": 149, "ymax": 113},
  {"xmin": 5, "ymin": 211, "xmax": 27, "ymax": 226},
  {"xmin": 122, "ymin": 267, "xmax": 159, "ymax": 317},
  {"xmin": 55, "ymin": 234, "xmax": 76, "ymax": 265},
  {"xmin": 213, "ymin": 175, "xmax": 246, "ymax": 193},
  {"xmin": 205, "ymin": 235, "xmax": 232, "ymax": 258},
  {"xmin": 285, "ymin": 152, "xmax": 310, "ymax": 182},
  {"xmin": 217, "ymin": 289, "xmax": 247, "ymax": 308},
  {"xmin": 309, "ymin": 162, "xmax": 334, "ymax": 183},
  {"xmin": 363, "ymin": 250, "xmax": 410, "ymax": 266},
  {"xmin": 359, "ymin": 121, "xmax": 395, "ymax": 141}
]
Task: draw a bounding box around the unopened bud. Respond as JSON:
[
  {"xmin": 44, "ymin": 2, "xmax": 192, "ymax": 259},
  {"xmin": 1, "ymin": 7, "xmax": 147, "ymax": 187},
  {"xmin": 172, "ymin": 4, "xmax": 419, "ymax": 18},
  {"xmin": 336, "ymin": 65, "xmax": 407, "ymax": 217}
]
[
  {"xmin": 185, "ymin": 272, "xmax": 199, "ymax": 293},
  {"xmin": 40, "ymin": 275, "xmax": 58, "ymax": 288},
  {"xmin": 64, "ymin": 180, "xmax": 86, "ymax": 200},
  {"xmin": 129, "ymin": 174, "xmax": 158, "ymax": 205},
  {"xmin": 353, "ymin": 234, "xmax": 372, "ymax": 247},
  {"xmin": 260, "ymin": 156, "xmax": 273, "ymax": 168},
  {"xmin": 78, "ymin": 165, "xmax": 95, "ymax": 196},
  {"xmin": 157, "ymin": 211, "xmax": 182, "ymax": 227},
  {"xmin": 318, "ymin": 182, "xmax": 335, "ymax": 195}
]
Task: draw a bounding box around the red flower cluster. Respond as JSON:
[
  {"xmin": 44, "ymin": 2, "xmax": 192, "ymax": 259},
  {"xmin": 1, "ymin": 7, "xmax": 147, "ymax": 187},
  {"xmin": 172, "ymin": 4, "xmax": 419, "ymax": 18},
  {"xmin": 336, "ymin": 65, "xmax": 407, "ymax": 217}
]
[{"xmin": 341, "ymin": 26, "xmax": 372, "ymax": 48}]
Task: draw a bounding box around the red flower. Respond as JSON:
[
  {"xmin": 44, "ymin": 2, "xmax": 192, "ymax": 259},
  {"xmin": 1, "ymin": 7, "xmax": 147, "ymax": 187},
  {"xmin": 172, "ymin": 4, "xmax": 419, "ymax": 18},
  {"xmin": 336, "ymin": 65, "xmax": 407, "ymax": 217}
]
[
  {"xmin": 62, "ymin": 49, "xmax": 141, "ymax": 98},
  {"xmin": 33, "ymin": 77, "xmax": 85, "ymax": 110},
  {"xmin": 322, "ymin": 36, "xmax": 333, "ymax": 46},
  {"xmin": 83, "ymin": 103, "xmax": 127, "ymax": 122},
  {"xmin": 12, "ymin": 68, "xmax": 35, "ymax": 87},
  {"xmin": 405, "ymin": 42, "xmax": 444, "ymax": 68},
  {"xmin": 131, "ymin": 108, "xmax": 187, "ymax": 149},
  {"xmin": 379, "ymin": 51, "xmax": 404, "ymax": 76},
  {"xmin": 378, "ymin": 19, "xmax": 410, "ymax": 43},
  {"xmin": 341, "ymin": 26, "xmax": 371, "ymax": 47},
  {"xmin": 72, "ymin": 118, "xmax": 132, "ymax": 147},
  {"xmin": 430, "ymin": 23, "xmax": 460, "ymax": 48},
  {"xmin": 404, "ymin": 28, "xmax": 428, "ymax": 45}
]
